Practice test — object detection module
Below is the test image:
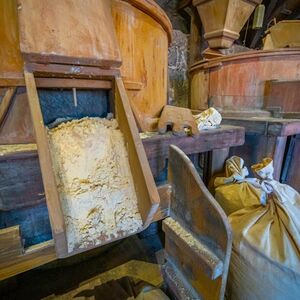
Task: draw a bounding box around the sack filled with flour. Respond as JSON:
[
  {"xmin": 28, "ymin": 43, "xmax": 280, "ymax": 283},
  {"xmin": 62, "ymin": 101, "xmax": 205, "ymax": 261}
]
[
  {"xmin": 214, "ymin": 156, "xmax": 262, "ymax": 215},
  {"xmin": 226, "ymin": 158, "xmax": 300, "ymax": 300}
]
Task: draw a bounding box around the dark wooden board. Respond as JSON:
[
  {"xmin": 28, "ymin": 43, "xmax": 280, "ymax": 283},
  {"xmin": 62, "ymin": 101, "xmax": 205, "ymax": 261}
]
[{"xmin": 0, "ymin": 151, "xmax": 45, "ymax": 211}]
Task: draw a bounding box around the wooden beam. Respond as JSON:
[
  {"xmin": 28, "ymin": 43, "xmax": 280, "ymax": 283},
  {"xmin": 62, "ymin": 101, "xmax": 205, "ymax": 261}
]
[
  {"xmin": 24, "ymin": 71, "xmax": 68, "ymax": 257},
  {"xmin": 25, "ymin": 62, "xmax": 120, "ymax": 79},
  {"xmin": 0, "ymin": 87, "xmax": 16, "ymax": 125}
]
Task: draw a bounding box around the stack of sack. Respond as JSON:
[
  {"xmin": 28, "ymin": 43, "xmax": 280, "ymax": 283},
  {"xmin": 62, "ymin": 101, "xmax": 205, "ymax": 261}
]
[{"xmin": 215, "ymin": 156, "xmax": 300, "ymax": 300}]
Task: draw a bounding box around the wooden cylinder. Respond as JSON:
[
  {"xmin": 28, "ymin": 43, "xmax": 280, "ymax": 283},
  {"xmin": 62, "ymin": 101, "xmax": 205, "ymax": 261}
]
[
  {"xmin": 193, "ymin": 0, "xmax": 262, "ymax": 48},
  {"xmin": 112, "ymin": 0, "xmax": 172, "ymax": 132},
  {"xmin": 189, "ymin": 49, "xmax": 300, "ymax": 116}
]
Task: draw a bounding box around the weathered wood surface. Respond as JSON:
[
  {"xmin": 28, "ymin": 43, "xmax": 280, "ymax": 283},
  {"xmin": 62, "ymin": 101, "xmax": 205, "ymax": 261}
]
[
  {"xmin": 17, "ymin": 0, "xmax": 121, "ymax": 67},
  {"xmin": 158, "ymin": 105, "xmax": 199, "ymax": 136},
  {"xmin": 163, "ymin": 145, "xmax": 232, "ymax": 300},
  {"xmin": 190, "ymin": 49, "xmax": 300, "ymax": 112},
  {"xmin": 24, "ymin": 71, "xmax": 68, "ymax": 256},
  {"xmin": 0, "ymin": 88, "xmax": 35, "ymax": 144},
  {"xmin": 264, "ymin": 80, "xmax": 300, "ymax": 116},
  {"xmin": 0, "ymin": 87, "xmax": 16, "ymax": 125},
  {"xmin": 115, "ymin": 77, "xmax": 160, "ymax": 227},
  {"xmin": 0, "ymin": 226, "xmax": 23, "ymax": 259},
  {"xmin": 112, "ymin": 0, "xmax": 170, "ymax": 131},
  {"xmin": 193, "ymin": 0, "xmax": 261, "ymax": 48},
  {"xmin": 152, "ymin": 184, "xmax": 171, "ymax": 222},
  {"xmin": 222, "ymin": 117, "xmax": 300, "ymax": 137},
  {"xmin": 0, "ymin": 0, "xmax": 23, "ymax": 77},
  {"xmin": 142, "ymin": 125, "xmax": 245, "ymax": 177}
]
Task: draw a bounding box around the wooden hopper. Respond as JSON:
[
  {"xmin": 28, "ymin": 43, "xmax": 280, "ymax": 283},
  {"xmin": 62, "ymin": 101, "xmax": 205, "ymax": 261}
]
[{"xmin": 193, "ymin": 0, "xmax": 262, "ymax": 48}]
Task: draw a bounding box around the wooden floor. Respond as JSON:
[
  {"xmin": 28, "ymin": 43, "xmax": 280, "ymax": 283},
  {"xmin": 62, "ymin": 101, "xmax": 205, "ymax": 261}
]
[{"xmin": 0, "ymin": 224, "xmax": 164, "ymax": 300}]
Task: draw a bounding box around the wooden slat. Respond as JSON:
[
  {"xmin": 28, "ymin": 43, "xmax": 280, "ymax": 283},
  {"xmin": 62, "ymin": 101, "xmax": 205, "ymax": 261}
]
[
  {"xmin": 115, "ymin": 77, "xmax": 160, "ymax": 226},
  {"xmin": 0, "ymin": 239, "xmax": 56, "ymax": 281},
  {"xmin": 24, "ymin": 71, "xmax": 68, "ymax": 256},
  {"xmin": 0, "ymin": 87, "xmax": 16, "ymax": 125},
  {"xmin": 163, "ymin": 217, "xmax": 224, "ymax": 280}
]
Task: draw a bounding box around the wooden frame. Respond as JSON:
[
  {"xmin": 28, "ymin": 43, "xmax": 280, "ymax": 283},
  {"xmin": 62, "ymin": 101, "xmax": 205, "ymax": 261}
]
[{"xmin": 22, "ymin": 69, "xmax": 160, "ymax": 258}]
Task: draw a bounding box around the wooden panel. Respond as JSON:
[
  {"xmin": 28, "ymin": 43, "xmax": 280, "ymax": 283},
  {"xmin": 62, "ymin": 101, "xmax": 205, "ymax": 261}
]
[
  {"xmin": 0, "ymin": 150, "xmax": 45, "ymax": 211},
  {"xmin": 265, "ymin": 80, "xmax": 300, "ymax": 114},
  {"xmin": 0, "ymin": 0, "xmax": 24, "ymax": 76},
  {"xmin": 24, "ymin": 71, "xmax": 68, "ymax": 256},
  {"xmin": 190, "ymin": 49, "xmax": 300, "ymax": 112},
  {"xmin": 17, "ymin": 0, "xmax": 121, "ymax": 67},
  {"xmin": 115, "ymin": 77, "xmax": 160, "ymax": 226},
  {"xmin": 0, "ymin": 88, "xmax": 35, "ymax": 144},
  {"xmin": 164, "ymin": 145, "xmax": 232, "ymax": 300},
  {"xmin": 112, "ymin": 0, "xmax": 169, "ymax": 131}
]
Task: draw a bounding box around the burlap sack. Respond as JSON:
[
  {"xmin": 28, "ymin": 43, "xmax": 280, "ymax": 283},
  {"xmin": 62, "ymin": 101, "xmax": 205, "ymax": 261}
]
[
  {"xmin": 214, "ymin": 156, "xmax": 262, "ymax": 215},
  {"xmin": 227, "ymin": 158, "xmax": 300, "ymax": 300}
]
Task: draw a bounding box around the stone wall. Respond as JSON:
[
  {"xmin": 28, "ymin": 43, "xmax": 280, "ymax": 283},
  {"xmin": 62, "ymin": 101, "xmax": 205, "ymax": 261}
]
[{"xmin": 157, "ymin": 0, "xmax": 190, "ymax": 107}]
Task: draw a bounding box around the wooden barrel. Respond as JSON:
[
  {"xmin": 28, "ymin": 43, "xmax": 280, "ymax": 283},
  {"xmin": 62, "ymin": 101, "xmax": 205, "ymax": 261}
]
[
  {"xmin": 193, "ymin": 0, "xmax": 262, "ymax": 48},
  {"xmin": 189, "ymin": 49, "xmax": 300, "ymax": 117},
  {"xmin": 112, "ymin": 0, "xmax": 172, "ymax": 132}
]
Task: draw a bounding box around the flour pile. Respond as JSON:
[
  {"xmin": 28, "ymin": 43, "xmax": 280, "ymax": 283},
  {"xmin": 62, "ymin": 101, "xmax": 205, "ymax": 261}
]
[{"xmin": 48, "ymin": 117, "xmax": 143, "ymax": 252}]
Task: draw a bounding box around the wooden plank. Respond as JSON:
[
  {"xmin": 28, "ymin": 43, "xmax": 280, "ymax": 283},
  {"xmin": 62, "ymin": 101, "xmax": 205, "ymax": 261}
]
[
  {"xmin": 163, "ymin": 217, "xmax": 224, "ymax": 280},
  {"xmin": 222, "ymin": 117, "xmax": 300, "ymax": 137},
  {"xmin": 0, "ymin": 87, "xmax": 16, "ymax": 125},
  {"xmin": 0, "ymin": 89, "xmax": 35, "ymax": 144},
  {"xmin": 0, "ymin": 226, "xmax": 23, "ymax": 259},
  {"xmin": 35, "ymin": 78, "xmax": 112, "ymax": 89},
  {"xmin": 24, "ymin": 71, "xmax": 68, "ymax": 256},
  {"xmin": 115, "ymin": 77, "xmax": 160, "ymax": 227},
  {"xmin": 25, "ymin": 62, "xmax": 120, "ymax": 79},
  {"xmin": 17, "ymin": 0, "xmax": 121, "ymax": 67},
  {"xmin": 165, "ymin": 145, "xmax": 232, "ymax": 300},
  {"xmin": 0, "ymin": 239, "xmax": 56, "ymax": 281},
  {"xmin": 142, "ymin": 125, "xmax": 245, "ymax": 162}
]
